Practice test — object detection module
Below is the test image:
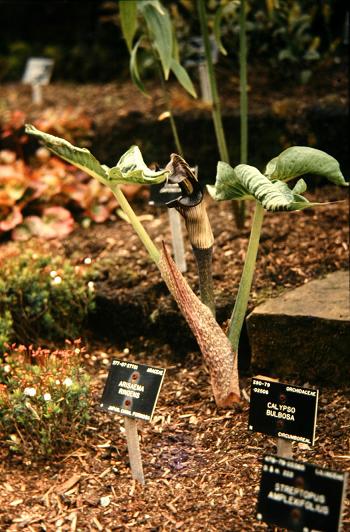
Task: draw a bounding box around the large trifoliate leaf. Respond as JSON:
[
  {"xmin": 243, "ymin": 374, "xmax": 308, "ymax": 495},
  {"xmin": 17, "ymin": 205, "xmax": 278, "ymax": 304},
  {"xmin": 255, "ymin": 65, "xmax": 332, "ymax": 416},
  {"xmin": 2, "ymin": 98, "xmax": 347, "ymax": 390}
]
[
  {"xmin": 25, "ymin": 125, "xmax": 109, "ymax": 184},
  {"xmin": 208, "ymin": 162, "xmax": 324, "ymax": 212},
  {"xmin": 25, "ymin": 125, "xmax": 168, "ymax": 187},
  {"xmin": 265, "ymin": 146, "xmax": 348, "ymax": 186}
]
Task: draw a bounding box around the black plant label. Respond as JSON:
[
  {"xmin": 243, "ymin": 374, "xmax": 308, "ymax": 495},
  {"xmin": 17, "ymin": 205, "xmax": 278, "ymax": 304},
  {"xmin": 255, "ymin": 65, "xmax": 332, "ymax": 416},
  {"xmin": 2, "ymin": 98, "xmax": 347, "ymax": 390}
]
[
  {"xmin": 99, "ymin": 359, "xmax": 165, "ymax": 422},
  {"xmin": 248, "ymin": 377, "xmax": 319, "ymax": 445},
  {"xmin": 257, "ymin": 455, "xmax": 348, "ymax": 531}
]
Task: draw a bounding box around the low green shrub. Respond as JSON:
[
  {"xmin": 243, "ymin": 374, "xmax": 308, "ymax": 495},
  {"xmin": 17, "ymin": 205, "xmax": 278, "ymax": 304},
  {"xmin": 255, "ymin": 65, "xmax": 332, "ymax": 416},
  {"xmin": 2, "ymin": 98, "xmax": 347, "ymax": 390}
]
[
  {"xmin": 0, "ymin": 248, "xmax": 96, "ymax": 352},
  {"xmin": 0, "ymin": 340, "xmax": 90, "ymax": 457}
]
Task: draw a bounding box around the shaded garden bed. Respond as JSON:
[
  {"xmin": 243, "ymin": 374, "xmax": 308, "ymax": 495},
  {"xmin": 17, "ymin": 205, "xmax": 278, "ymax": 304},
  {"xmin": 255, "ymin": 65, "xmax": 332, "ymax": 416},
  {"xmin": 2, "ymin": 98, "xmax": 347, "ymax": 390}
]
[
  {"xmin": 0, "ymin": 62, "xmax": 349, "ymax": 529},
  {"xmin": 0, "ymin": 181, "xmax": 348, "ymax": 530}
]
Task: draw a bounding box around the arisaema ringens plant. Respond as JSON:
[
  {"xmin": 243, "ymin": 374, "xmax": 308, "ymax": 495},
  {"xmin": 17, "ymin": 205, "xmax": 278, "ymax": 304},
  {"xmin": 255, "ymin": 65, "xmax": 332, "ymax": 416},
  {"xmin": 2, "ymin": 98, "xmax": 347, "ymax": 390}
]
[
  {"xmin": 25, "ymin": 127, "xmax": 348, "ymax": 407},
  {"xmin": 25, "ymin": 125, "xmax": 240, "ymax": 408},
  {"xmin": 207, "ymin": 147, "xmax": 349, "ymax": 353}
]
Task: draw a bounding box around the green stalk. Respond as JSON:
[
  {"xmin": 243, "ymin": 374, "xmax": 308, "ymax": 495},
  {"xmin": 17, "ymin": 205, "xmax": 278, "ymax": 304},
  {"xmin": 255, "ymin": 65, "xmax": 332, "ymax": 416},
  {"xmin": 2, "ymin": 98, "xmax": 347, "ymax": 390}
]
[
  {"xmin": 168, "ymin": 110, "xmax": 183, "ymax": 157},
  {"xmin": 158, "ymin": 64, "xmax": 184, "ymax": 156},
  {"xmin": 238, "ymin": 0, "xmax": 248, "ymax": 224},
  {"xmin": 197, "ymin": 0, "xmax": 229, "ymax": 164},
  {"xmin": 111, "ymin": 184, "xmax": 160, "ymax": 264},
  {"xmin": 239, "ymin": 0, "xmax": 248, "ymax": 166},
  {"xmin": 227, "ymin": 201, "xmax": 264, "ymax": 351},
  {"xmin": 197, "ymin": 0, "xmax": 244, "ymax": 229}
]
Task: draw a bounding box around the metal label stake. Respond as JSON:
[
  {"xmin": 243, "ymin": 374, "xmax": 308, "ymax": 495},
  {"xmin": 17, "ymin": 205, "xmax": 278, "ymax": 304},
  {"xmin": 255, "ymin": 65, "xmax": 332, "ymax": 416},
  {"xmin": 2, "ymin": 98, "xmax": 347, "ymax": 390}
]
[
  {"xmin": 22, "ymin": 57, "xmax": 54, "ymax": 105},
  {"xmin": 100, "ymin": 359, "xmax": 166, "ymax": 485},
  {"xmin": 276, "ymin": 435, "xmax": 293, "ymax": 459},
  {"xmin": 124, "ymin": 417, "xmax": 144, "ymax": 484}
]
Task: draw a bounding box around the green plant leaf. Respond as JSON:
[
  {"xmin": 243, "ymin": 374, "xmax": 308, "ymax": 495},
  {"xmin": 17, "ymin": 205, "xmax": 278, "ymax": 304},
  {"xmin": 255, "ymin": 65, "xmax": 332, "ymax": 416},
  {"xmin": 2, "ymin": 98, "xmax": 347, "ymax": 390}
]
[
  {"xmin": 25, "ymin": 126, "xmax": 168, "ymax": 187},
  {"xmin": 213, "ymin": 5, "xmax": 228, "ymax": 56},
  {"xmin": 292, "ymin": 178, "xmax": 307, "ymax": 195},
  {"xmin": 265, "ymin": 146, "xmax": 348, "ymax": 186},
  {"xmin": 25, "ymin": 125, "xmax": 109, "ymax": 184},
  {"xmin": 109, "ymin": 145, "xmax": 168, "ymax": 184},
  {"xmin": 139, "ymin": 0, "xmax": 173, "ymax": 79},
  {"xmin": 207, "ymin": 161, "xmax": 252, "ymax": 202},
  {"xmin": 119, "ymin": 0, "xmax": 138, "ymax": 52},
  {"xmin": 130, "ymin": 38, "xmax": 148, "ymax": 95},
  {"xmin": 208, "ymin": 162, "xmax": 325, "ymax": 212},
  {"xmin": 170, "ymin": 59, "xmax": 197, "ymax": 98}
]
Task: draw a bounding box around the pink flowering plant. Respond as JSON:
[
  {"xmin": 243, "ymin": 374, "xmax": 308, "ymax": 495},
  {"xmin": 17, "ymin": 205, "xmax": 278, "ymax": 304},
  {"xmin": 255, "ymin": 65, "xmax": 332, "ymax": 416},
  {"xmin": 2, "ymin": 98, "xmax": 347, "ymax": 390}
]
[{"xmin": 0, "ymin": 340, "xmax": 90, "ymax": 457}]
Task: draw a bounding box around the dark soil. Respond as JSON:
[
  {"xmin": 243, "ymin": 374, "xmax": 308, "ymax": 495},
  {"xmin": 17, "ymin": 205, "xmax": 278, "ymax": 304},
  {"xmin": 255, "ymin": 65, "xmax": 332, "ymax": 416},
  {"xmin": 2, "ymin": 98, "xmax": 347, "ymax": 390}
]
[{"xmin": 0, "ymin": 184, "xmax": 349, "ymax": 531}]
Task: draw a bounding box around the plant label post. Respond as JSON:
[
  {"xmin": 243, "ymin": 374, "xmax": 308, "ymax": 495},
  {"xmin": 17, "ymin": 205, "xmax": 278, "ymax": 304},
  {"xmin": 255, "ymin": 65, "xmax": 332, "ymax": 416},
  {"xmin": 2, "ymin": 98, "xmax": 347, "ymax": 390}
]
[
  {"xmin": 186, "ymin": 37, "xmax": 218, "ymax": 103},
  {"xmin": 22, "ymin": 57, "xmax": 54, "ymax": 105},
  {"xmin": 99, "ymin": 359, "xmax": 166, "ymax": 484},
  {"xmin": 257, "ymin": 454, "xmax": 348, "ymax": 531},
  {"xmin": 248, "ymin": 376, "xmax": 319, "ymax": 459},
  {"xmin": 149, "ymin": 182, "xmax": 187, "ymax": 272}
]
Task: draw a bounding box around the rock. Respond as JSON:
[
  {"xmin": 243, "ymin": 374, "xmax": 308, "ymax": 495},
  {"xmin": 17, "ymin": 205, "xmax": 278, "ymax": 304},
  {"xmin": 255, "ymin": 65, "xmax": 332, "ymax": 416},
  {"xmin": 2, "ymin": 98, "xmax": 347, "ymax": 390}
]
[
  {"xmin": 100, "ymin": 496, "xmax": 111, "ymax": 507},
  {"xmin": 246, "ymin": 271, "xmax": 350, "ymax": 384}
]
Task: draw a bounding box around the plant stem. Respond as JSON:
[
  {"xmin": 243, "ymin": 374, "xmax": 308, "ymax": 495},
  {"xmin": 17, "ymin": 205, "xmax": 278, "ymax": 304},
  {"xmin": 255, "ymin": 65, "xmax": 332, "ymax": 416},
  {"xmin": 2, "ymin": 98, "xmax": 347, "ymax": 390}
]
[
  {"xmin": 197, "ymin": 0, "xmax": 228, "ymax": 164},
  {"xmin": 239, "ymin": 0, "xmax": 248, "ymax": 166},
  {"xmin": 237, "ymin": 0, "xmax": 248, "ymax": 226},
  {"xmin": 192, "ymin": 247, "xmax": 215, "ymax": 317},
  {"xmin": 169, "ymin": 111, "xmax": 183, "ymax": 157},
  {"xmin": 197, "ymin": 0, "xmax": 244, "ymax": 229},
  {"xmin": 227, "ymin": 201, "xmax": 264, "ymax": 352},
  {"xmin": 112, "ymin": 184, "xmax": 160, "ymax": 264},
  {"xmin": 158, "ymin": 66, "xmax": 184, "ymax": 156}
]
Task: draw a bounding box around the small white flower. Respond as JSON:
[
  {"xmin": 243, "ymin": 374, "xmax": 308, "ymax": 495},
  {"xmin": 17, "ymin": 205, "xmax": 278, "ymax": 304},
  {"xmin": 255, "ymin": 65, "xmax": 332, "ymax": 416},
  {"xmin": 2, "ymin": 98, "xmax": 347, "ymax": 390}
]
[
  {"xmin": 52, "ymin": 276, "xmax": 62, "ymax": 285},
  {"xmin": 43, "ymin": 393, "xmax": 52, "ymax": 401},
  {"xmin": 23, "ymin": 387, "xmax": 36, "ymax": 397},
  {"xmin": 63, "ymin": 377, "xmax": 73, "ymax": 387},
  {"xmin": 88, "ymin": 281, "xmax": 95, "ymax": 292},
  {"xmin": 55, "ymin": 379, "xmax": 60, "ymax": 385},
  {"xmin": 3, "ymin": 365, "xmax": 11, "ymax": 373},
  {"xmin": 84, "ymin": 257, "xmax": 92, "ymax": 265},
  {"xmin": 50, "ymin": 270, "xmax": 58, "ymax": 278},
  {"xmin": 74, "ymin": 348, "xmax": 81, "ymax": 354}
]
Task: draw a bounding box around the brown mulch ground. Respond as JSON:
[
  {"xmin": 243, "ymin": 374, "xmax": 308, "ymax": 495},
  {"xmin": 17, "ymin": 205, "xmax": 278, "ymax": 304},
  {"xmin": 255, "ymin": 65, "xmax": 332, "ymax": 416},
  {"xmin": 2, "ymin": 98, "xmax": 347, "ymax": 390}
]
[
  {"xmin": 1, "ymin": 59, "xmax": 348, "ymax": 128},
  {"xmin": 0, "ymin": 182, "xmax": 349, "ymax": 531},
  {"xmin": 1, "ymin": 352, "xmax": 349, "ymax": 532}
]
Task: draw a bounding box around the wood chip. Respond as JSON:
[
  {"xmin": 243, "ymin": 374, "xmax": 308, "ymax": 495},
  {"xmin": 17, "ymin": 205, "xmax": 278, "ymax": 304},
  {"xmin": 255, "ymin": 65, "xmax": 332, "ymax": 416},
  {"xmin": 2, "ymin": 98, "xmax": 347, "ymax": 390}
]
[
  {"xmin": 92, "ymin": 517, "xmax": 104, "ymax": 531},
  {"xmin": 56, "ymin": 474, "xmax": 81, "ymax": 495}
]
